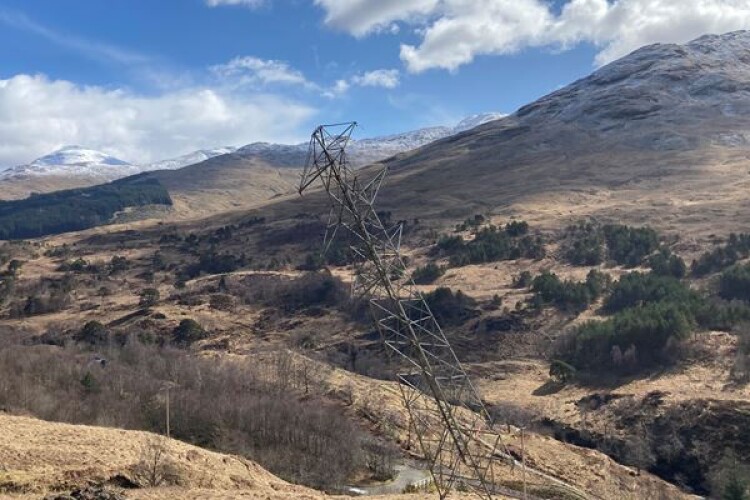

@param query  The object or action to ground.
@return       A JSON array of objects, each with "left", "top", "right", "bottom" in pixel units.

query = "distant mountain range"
[{"left": 0, "top": 113, "right": 504, "bottom": 189}]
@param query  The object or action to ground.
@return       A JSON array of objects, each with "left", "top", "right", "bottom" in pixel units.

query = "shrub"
[
  {"left": 513, "top": 271, "right": 533, "bottom": 288},
  {"left": 455, "top": 214, "right": 486, "bottom": 232},
  {"left": 139, "top": 288, "right": 160, "bottom": 308},
  {"left": 412, "top": 263, "right": 444, "bottom": 285},
  {"left": 184, "top": 251, "right": 247, "bottom": 278},
  {"left": 422, "top": 287, "right": 477, "bottom": 327},
  {"left": 297, "top": 253, "right": 324, "bottom": 271},
  {"left": 58, "top": 258, "right": 89, "bottom": 273},
  {"left": 76, "top": 321, "right": 108, "bottom": 345},
  {"left": 549, "top": 360, "right": 576, "bottom": 384},
  {"left": 110, "top": 255, "right": 129, "bottom": 274},
  {"left": 173, "top": 319, "right": 207, "bottom": 344}
]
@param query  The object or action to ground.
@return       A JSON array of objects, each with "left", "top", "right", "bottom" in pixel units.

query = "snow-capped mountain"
[
  {"left": 510, "top": 30, "right": 750, "bottom": 150},
  {"left": 1, "top": 146, "right": 141, "bottom": 180},
  {"left": 0, "top": 113, "right": 505, "bottom": 192},
  {"left": 234, "top": 113, "right": 506, "bottom": 168},
  {"left": 143, "top": 147, "right": 238, "bottom": 171},
  {"left": 0, "top": 146, "right": 239, "bottom": 182}
]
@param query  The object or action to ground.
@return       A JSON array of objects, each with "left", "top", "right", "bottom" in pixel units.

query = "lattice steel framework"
[{"left": 299, "top": 123, "right": 508, "bottom": 499}]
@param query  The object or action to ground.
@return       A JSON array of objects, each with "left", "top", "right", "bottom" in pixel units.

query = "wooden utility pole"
[
  {"left": 165, "top": 385, "right": 170, "bottom": 439},
  {"left": 161, "top": 381, "right": 177, "bottom": 439},
  {"left": 522, "top": 427, "right": 527, "bottom": 500}
]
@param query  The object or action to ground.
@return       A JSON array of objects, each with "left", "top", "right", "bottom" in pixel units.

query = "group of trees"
[
  {"left": 692, "top": 233, "right": 750, "bottom": 276},
  {"left": 59, "top": 255, "right": 131, "bottom": 276},
  {"left": 8, "top": 275, "right": 74, "bottom": 318},
  {"left": 648, "top": 248, "right": 687, "bottom": 278},
  {"left": 0, "top": 174, "right": 172, "bottom": 240},
  {"left": 556, "top": 270, "right": 750, "bottom": 374},
  {"left": 531, "top": 270, "right": 611, "bottom": 313},
  {"left": 412, "top": 262, "right": 445, "bottom": 284},
  {"left": 0, "top": 336, "right": 380, "bottom": 490},
  {"left": 720, "top": 263, "right": 750, "bottom": 302},
  {"left": 563, "top": 222, "right": 660, "bottom": 267},
  {"left": 435, "top": 222, "right": 545, "bottom": 267}
]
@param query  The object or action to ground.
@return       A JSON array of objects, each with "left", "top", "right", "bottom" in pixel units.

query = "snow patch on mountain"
[
  {"left": 0, "top": 146, "right": 140, "bottom": 180},
  {"left": 144, "top": 147, "right": 238, "bottom": 171}
]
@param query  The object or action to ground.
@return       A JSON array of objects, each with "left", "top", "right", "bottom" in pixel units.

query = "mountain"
[
  {"left": 142, "top": 147, "right": 238, "bottom": 171},
  {"left": 0, "top": 114, "right": 504, "bottom": 202},
  {"left": 0, "top": 146, "right": 140, "bottom": 181},
  {"left": 232, "top": 113, "right": 505, "bottom": 168},
  {"left": 340, "top": 31, "right": 750, "bottom": 238}
]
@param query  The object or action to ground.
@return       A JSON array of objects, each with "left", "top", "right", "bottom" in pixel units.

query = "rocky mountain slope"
[{"left": 330, "top": 30, "right": 750, "bottom": 238}]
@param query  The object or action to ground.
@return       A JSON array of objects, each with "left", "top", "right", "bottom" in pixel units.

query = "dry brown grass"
[{"left": 0, "top": 413, "right": 316, "bottom": 497}]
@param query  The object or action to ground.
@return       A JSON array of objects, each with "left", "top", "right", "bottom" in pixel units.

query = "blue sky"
[{"left": 0, "top": 0, "right": 748, "bottom": 166}]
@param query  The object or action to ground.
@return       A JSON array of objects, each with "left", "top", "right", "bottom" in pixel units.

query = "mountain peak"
[
  {"left": 513, "top": 30, "right": 750, "bottom": 150},
  {"left": 30, "top": 146, "right": 131, "bottom": 168},
  {"left": 2, "top": 146, "right": 138, "bottom": 180}
]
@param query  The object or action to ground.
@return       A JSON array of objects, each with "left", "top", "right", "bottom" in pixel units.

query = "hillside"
[
  {"left": 0, "top": 412, "right": 323, "bottom": 499},
  {"left": 346, "top": 31, "right": 750, "bottom": 238},
  {"left": 0, "top": 174, "right": 172, "bottom": 239}
]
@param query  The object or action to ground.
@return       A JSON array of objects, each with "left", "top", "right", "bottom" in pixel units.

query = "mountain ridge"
[{"left": 0, "top": 112, "right": 505, "bottom": 186}]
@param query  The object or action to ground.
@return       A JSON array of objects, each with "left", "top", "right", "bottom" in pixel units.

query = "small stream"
[{"left": 346, "top": 462, "right": 432, "bottom": 496}]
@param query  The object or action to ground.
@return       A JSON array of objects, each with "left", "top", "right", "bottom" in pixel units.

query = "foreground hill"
[{"left": 0, "top": 413, "right": 319, "bottom": 499}]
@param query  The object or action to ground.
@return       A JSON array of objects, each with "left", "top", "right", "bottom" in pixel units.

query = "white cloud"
[
  {"left": 322, "top": 79, "right": 351, "bottom": 98},
  {"left": 205, "top": 0, "right": 265, "bottom": 8},
  {"left": 0, "top": 74, "right": 315, "bottom": 167},
  {"left": 351, "top": 69, "right": 400, "bottom": 89},
  {"left": 314, "top": 0, "right": 750, "bottom": 72},
  {"left": 211, "top": 56, "right": 315, "bottom": 88},
  {"left": 314, "top": 0, "right": 439, "bottom": 37}
]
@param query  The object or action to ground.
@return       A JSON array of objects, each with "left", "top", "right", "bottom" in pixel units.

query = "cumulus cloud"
[
  {"left": 0, "top": 74, "right": 315, "bottom": 167},
  {"left": 314, "top": 0, "right": 439, "bottom": 37},
  {"left": 205, "top": 0, "right": 265, "bottom": 8},
  {"left": 351, "top": 69, "right": 400, "bottom": 89},
  {"left": 314, "top": 0, "right": 750, "bottom": 72},
  {"left": 211, "top": 56, "right": 315, "bottom": 88}
]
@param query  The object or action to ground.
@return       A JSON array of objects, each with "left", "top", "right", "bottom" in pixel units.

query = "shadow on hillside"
[{"left": 532, "top": 380, "right": 566, "bottom": 396}]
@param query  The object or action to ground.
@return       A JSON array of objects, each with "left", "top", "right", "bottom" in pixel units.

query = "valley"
[{"left": 1, "top": 29, "right": 750, "bottom": 500}]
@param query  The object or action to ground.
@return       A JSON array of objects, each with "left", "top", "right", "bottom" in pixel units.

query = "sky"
[{"left": 0, "top": 0, "right": 749, "bottom": 167}]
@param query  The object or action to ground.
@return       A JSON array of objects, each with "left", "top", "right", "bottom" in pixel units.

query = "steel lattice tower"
[{"left": 299, "top": 123, "right": 508, "bottom": 499}]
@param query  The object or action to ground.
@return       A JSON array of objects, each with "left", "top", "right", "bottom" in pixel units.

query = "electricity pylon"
[{"left": 299, "top": 122, "right": 507, "bottom": 499}]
